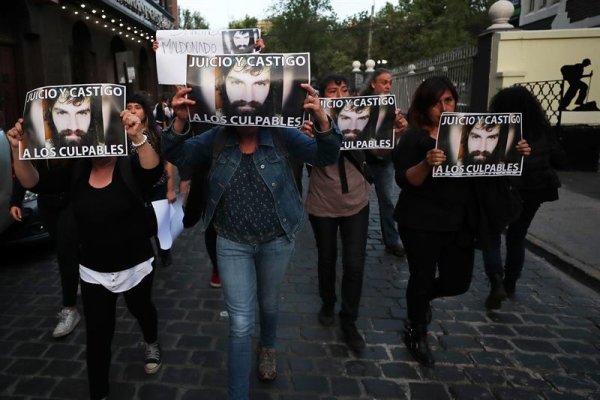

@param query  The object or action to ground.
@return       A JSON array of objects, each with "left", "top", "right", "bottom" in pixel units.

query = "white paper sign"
[
  {"left": 152, "top": 195, "right": 185, "bottom": 250},
  {"left": 156, "top": 28, "right": 261, "bottom": 85}
]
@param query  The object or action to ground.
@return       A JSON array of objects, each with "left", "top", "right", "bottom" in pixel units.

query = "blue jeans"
[
  {"left": 217, "top": 235, "right": 295, "bottom": 400},
  {"left": 369, "top": 159, "right": 401, "bottom": 248}
]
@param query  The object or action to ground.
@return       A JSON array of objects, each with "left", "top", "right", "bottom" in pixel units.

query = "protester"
[
  {"left": 481, "top": 86, "right": 563, "bottom": 309},
  {"left": 361, "top": 69, "right": 405, "bottom": 256},
  {"left": 7, "top": 110, "right": 163, "bottom": 400},
  {"left": 126, "top": 92, "right": 177, "bottom": 267},
  {"left": 10, "top": 170, "right": 80, "bottom": 338},
  {"left": 305, "top": 74, "right": 370, "bottom": 352},
  {"left": 162, "top": 81, "right": 340, "bottom": 399},
  {"left": 393, "top": 76, "right": 530, "bottom": 367},
  {"left": 392, "top": 76, "right": 468, "bottom": 367},
  {"left": 152, "top": 38, "right": 265, "bottom": 289}
]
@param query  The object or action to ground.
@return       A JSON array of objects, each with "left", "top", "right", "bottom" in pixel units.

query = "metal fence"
[
  {"left": 390, "top": 46, "right": 477, "bottom": 113},
  {"left": 514, "top": 79, "right": 565, "bottom": 126}
]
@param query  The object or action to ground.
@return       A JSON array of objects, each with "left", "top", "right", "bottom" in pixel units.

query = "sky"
[{"left": 177, "top": 0, "right": 387, "bottom": 30}]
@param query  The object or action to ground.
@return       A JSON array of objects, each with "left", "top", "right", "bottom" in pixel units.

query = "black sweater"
[{"left": 392, "top": 128, "right": 470, "bottom": 232}]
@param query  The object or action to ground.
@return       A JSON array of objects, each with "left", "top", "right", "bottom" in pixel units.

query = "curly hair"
[{"left": 489, "top": 86, "right": 549, "bottom": 142}]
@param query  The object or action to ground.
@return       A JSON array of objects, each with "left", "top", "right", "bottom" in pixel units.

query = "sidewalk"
[{"left": 527, "top": 171, "right": 600, "bottom": 289}]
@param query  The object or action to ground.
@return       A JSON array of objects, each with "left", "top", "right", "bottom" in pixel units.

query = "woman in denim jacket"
[{"left": 162, "top": 85, "right": 340, "bottom": 399}]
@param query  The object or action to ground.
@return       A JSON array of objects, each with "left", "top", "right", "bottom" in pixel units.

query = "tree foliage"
[
  {"left": 178, "top": 8, "right": 209, "bottom": 29},
  {"left": 261, "top": 0, "right": 495, "bottom": 81},
  {"left": 175, "top": 1, "right": 495, "bottom": 83},
  {"left": 229, "top": 16, "right": 259, "bottom": 30}
]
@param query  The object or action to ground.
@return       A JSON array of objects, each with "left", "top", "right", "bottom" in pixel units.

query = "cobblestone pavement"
[{"left": 1, "top": 190, "right": 599, "bottom": 400}]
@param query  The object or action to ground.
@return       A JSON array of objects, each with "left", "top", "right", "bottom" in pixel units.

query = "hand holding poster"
[
  {"left": 186, "top": 53, "right": 310, "bottom": 128},
  {"left": 20, "top": 84, "right": 127, "bottom": 160},
  {"left": 156, "top": 28, "right": 261, "bottom": 85},
  {"left": 320, "top": 95, "right": 396, "bottom": 150},
  {"left": 433, "top": 112, "right": 523, "bottom": 177}
]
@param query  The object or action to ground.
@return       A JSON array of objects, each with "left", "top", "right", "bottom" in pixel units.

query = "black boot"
[
  {"left": 403, "top": 322, "right": 434, "bottom": 367},
  {"left": 318, "top": 304, "right": 335, "bottom": 326},
  {"left": 485, "top": 273, "right": 507, "bottom": 309}
]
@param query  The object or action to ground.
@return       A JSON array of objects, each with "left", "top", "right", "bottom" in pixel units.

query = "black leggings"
[
  {"left": 38, "top": 197, "right": 79, "bottom": 308},
  {"left": 81, "top": 270, "right": 158, "bottom": 400},
  {"left": 400, "top": 228, "right": 474, "bottom": 325}
]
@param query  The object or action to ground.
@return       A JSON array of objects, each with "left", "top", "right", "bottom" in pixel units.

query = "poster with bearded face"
[
  {"left": 186, "top": 53, "right": 310, "bottom": 128},
  {"left": 19, "top": 84, "right": 127, "bottom": 160},
  {"left": 433, "top": 112, "right": 523, "bottom": 177},
  {"left": 320, "top": 95, "right": 396, "bottom": 150}
]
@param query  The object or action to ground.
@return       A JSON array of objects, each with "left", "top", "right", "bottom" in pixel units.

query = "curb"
[{"left": 526, "top": 232, "right": 600, "bottom": 293}]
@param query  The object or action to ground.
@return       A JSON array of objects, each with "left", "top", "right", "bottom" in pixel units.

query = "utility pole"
[{"left": 367, "top": 0, "right": 374, "bottom": 60}]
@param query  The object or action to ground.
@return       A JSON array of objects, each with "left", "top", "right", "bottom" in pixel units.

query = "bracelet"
[{"left": 131, "top": 133, "right": 148, "bottom": 148}]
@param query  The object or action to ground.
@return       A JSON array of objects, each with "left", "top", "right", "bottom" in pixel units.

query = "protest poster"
[
  {"left": 20, "top": 84, "right": 127, "bottom": 160},
  {"left": 186, "top": 53, "right": 310, "bottom": 128},
  {"left": 433, "top": 112, "right": 523, "bottom": 177},
  {"left": 320, "top": 95, "right": 396, "bottom": 150},
  {"left": 156, "top": 28, "right": 261, "bottom": 84}
]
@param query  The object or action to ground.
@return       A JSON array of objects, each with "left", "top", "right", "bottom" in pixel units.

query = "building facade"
[
  {"left": 0, "top": 0, "right": 177, "bottom": 130},
  {"left": 514, "top": 0, "right": 600, "bottom": 29}
]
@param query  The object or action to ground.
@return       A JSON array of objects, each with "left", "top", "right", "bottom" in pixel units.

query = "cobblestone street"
[{"left": 1, "top": 188, "right": 599, "bottom": 400}]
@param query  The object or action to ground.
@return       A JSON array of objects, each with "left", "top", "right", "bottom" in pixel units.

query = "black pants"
[
  {"left": 400, "top": 228, "right": 474, "bottom": 325},
  {"left": 309, "top": 205, "right": 369, "bottom": 323},
  {"left": 81, "top": 271, "right": 158, "bottom": 400},
  {"left": 38, "top": 197, "right": 79, "bottom": 307}
]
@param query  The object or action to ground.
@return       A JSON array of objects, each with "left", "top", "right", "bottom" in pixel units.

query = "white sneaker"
[{"left": 52, "top": 309, "right": 81, "bottom": 338}]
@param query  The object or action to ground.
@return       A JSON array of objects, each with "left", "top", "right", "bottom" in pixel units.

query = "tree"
[
  {"left": 264, "top": 0, "right": 339, "bottom": 79},
  {"left": 229, "top": 16, "right": 259, "bottom": 29},
  {"left": 178, "top": 8, "right": 209, "bottom": 29}
]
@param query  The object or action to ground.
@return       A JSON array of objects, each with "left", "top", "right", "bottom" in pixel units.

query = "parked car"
[{"left": 0, "top": 129, "right": 49, "bottom": 246}]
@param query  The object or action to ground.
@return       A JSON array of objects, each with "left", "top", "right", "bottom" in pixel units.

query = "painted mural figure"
[{"left": 559, "top": 58, "right": 594, "bottom": 110}]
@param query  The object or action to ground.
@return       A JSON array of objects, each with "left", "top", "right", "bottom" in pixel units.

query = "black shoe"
[
  {"left": 404, "top": 323, "right": 434, "bottom": 367},
  {"left": 485, "top": 273, "right": 507, "bottom": 309},
  {"left": 159, "top": 249, "right": 172, "bottom": 268},
  {"left": 318, "top": 304, "right": 335, "bottom": 326},
  {"left": 385, "top": 245, "right": 406, "bottom": 257},
  {"left": 341, "top": 322, "right": 366, "bottom": 352}
]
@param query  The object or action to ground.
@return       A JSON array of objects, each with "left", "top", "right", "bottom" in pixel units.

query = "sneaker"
[
  {"left": 144, "top": 342, "right": 162, "bottom": 374},
  {"left": 209, "top": 270, "right": 222, "bottom": 288},
  {"left": 341, "top": 322, "right": 366, "bottom": 352},
  {"left": 52, "top": 308, "right": 81, "bottom": 338},
  {"left": 257, "top": 347, "right": 277, "bottom": 381},
  {"left": 318, "top": 304, "right": 334, "bottom": 326}
]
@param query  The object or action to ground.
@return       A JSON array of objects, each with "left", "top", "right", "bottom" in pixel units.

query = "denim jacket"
[{"left": 162, "top": 123, "right": 341, "bottom": 241}]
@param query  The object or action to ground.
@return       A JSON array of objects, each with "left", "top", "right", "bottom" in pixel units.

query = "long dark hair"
[
  {"left": 407, "top": 76, "right": 458, "bottom": 129},
  {"left": 489, "top": 86, "right": 549, "bottom": 142},
  {"left": 126, "top": 92, "right": 160, "bottom": 151}
]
